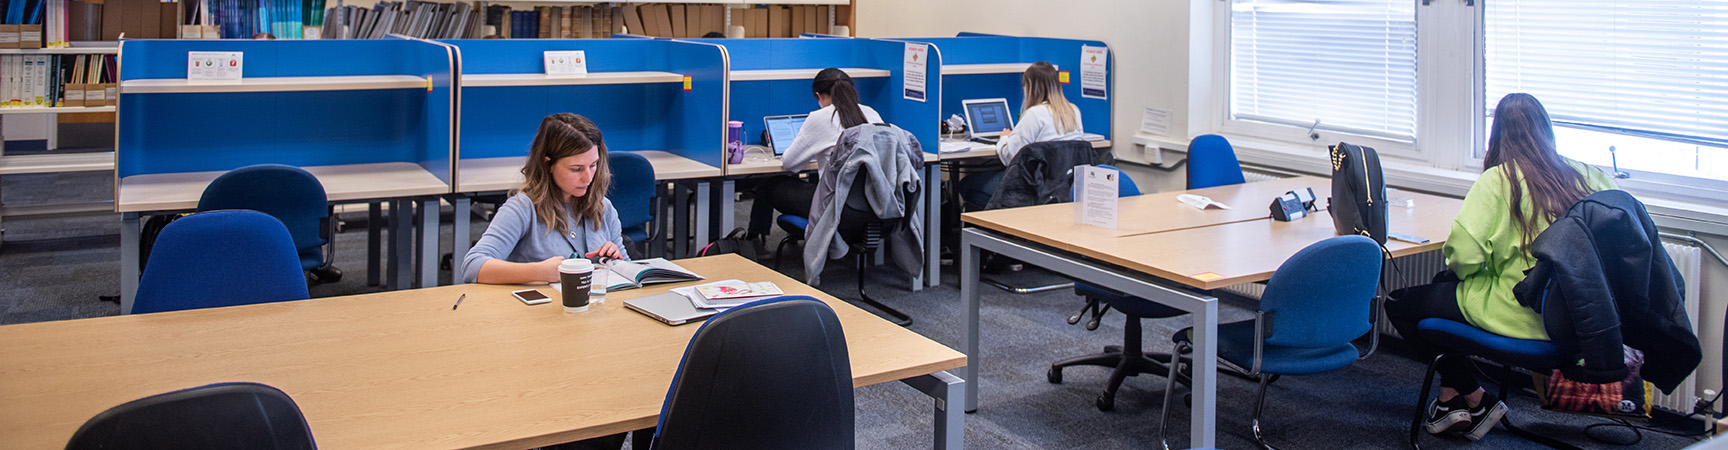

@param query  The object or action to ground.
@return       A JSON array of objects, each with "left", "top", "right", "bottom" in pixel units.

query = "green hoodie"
[{"left": 1445, "top": 158, "right": 1617, "bottom": 340}]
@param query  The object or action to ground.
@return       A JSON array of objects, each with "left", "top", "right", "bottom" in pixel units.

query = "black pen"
[{"left": 452, "top": 293, "right": 466, "bottom": 310}]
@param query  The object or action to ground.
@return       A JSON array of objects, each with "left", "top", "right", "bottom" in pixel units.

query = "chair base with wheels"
[
  {"left": 1408, "top": 318, "right": 1580, "bottom": 450},
  {"left": 1049, "top": 284, "right": 1185, "bottom": 411}
]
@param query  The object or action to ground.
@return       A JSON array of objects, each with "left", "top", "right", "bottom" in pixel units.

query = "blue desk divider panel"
[
  {"left": 443, "top": 39, "right": 727, "bottom": 174},
  {"left": 117, "top": 39, "right": 457, "bottom": 181},
  {"left": 684, "top": 37, "right": 939, "bottom": 161},
  {"left": 898, "top": 35, "right": 1113, "bottom": 141}
]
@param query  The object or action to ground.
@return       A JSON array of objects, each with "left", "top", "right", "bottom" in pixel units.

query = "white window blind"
[
  {"left": 1230, "top": 0, "right": 1418, "bottom": 141},
  {"left": 1486, "top": 1, "right": 1728, "bottom": 149}
]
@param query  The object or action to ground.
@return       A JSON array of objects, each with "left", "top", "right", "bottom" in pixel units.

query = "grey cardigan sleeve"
[{"left": 461, "top": 194, "right": 536, "bottom": 283}]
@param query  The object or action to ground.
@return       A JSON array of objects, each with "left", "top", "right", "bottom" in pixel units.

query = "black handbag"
[{"left": 1327, "top": 142, "right": 1388, "bottom": 245}]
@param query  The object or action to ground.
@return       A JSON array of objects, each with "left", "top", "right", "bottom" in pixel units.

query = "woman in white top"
[
  {"left": 958, "top": 61, "right": 1085, "bottom": 210},
  {"left": 746, "top": 68, "right": 883, "bottom": 242}
]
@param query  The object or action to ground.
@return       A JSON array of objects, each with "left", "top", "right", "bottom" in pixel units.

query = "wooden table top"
[
  {"left": 1066, "top": 190, "right": 1461, "bottom": 290},
  {"left": 963, "top": 176, "right": 1331, "bottom": 247},
  {"left": 723, "top": 152, "right": 939, "bottom": 177},
  {"left": 935, "top": 139, "right": 1111, "bottom": 161},
  {"left": 116, "top": 162, "right": 452, "bottom": 213},
  {"left": 456, "top": 151, "right": 723, "bottom": 193},
  {"left": 0, "top": 255, "right": 965, "bottom": 450}
]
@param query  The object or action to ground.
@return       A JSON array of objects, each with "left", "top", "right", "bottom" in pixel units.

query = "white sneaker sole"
[
  {"left": 1424, "top": 410, "right": 1470, "bottom": 435},
  {"left": 1464, "top": 401, "right": 1508, "bottom": 441}
]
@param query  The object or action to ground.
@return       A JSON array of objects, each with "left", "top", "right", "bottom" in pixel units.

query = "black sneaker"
[
  {"left": 1424, "top": 396, "right": 1471, "bottom": 435},
  {"left": 1462, "top": 393, "right": 1508, "bottom": 441}
]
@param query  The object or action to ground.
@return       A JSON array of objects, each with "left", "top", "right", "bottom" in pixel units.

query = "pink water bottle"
[{"left": 727, "top": 121, "right": 745, "bottom": 164}]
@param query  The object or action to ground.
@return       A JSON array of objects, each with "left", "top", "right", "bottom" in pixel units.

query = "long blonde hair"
[
  {"left": 1022, "top": 61, "right": 1077, "bottom": 133},
  {"left": 516, "top": 113, "right": 612, "bottom": 236}
]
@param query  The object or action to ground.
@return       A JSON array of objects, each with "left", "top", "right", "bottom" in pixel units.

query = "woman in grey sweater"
[{"left": 462, "top": 113, "right": 630, "bottom": 285}]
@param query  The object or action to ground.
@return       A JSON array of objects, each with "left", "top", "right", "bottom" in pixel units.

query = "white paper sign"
[
  {"left": 903, "top": 42, "right": 928, "bottom": 102},
  {"left": 1080, "top": 45, "right": 1108, "bottom": 100},
  {"left": 187, "top": 51, "right": 243, "bottom": 83},
  {"left": 544, "top": 50, "right": 588, "bottom": 77},
  {"left": 1140, "top": 107, "right": 1171, "bottom": 136},
  {"left": 1074, "top": 165, "right": 1119, "bottom": 229}
]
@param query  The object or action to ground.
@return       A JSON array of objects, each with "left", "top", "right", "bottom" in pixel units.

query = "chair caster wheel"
[
  {"left": 1096, "top": 393, "right": 1115, "bottom": 411},
  {"left": 1048, "top": 367, "right": 1063, "bottom": 384},
  {"left": 308, "top": 266, "right": 343, "bottom": 283}
]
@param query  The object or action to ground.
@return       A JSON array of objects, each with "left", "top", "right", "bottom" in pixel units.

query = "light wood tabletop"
[
  {"left": 935, "top": 139, "right": 1111, "bottom": 161},
  {"left": 0, "top": 255, "right": 965, "bottom": 450},
  {"left": 1064, "top": 189, "right": 1462, "bottom": 290},
  {"left": 116, "top": 161, "right": 451, "bottom": 213},
  {"left": 723, "top": 152, "right": 939, "bottom": 176},
  {"left": 456, "top": 151, "right": 722, "bottom": 193},
  {"left": 963, "top": 176, "right": 1332, "bottom": 248}
]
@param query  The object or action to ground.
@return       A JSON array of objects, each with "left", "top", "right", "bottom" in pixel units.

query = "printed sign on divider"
[
  {"left": 544, "top": 50, "right": 588, "bottom": 77},
  {"left": 1074, "top": 165, "right": 1119, "bottom": 229},
  {"left": 187, "top": 51, "right": 243, "bottom": 84},
  {"left": 904, "top": 42, "right": 927, "bottom": 102},
  {"left": 1080, "top": 45, "right": 1108, "bottom": 100}
]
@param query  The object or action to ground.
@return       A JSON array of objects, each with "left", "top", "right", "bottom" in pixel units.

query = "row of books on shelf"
[
  {"left": 0, "top": 54, "right": 113, "bottom": 108},
  {"left": 493, "top": 5, "right": 621, "bottom": 40},
  {"left": 479, "top": 3, "right": 835, "bottom": 40},
  {"left": 326, "top": 1, "right": 481, "bottom": 40},
  {"left": 182, "top": 0, "right": 329, "bottom": 39}
]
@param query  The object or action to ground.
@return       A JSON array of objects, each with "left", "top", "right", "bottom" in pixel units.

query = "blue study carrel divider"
[{"left": 898, "top": 34, "right": 1113, "bottom": 141}]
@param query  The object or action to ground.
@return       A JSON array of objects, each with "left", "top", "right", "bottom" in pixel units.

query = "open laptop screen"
[
  {"left": 764, "top": 115, "right": 808, "bottom": 156},
  {"left": 963, "top": 99, "right": 1014, "bottom": 137}
]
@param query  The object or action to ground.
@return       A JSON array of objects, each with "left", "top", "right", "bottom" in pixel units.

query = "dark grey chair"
[{"left": 66, "top": 382, "right": 316, "bottom": 450}]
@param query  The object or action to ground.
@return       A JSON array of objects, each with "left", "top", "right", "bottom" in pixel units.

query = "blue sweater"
[{"left": 462, "top": 193, "right": 629, "bottom": 283}]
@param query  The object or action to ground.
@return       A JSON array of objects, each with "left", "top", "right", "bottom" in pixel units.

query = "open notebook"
[{"left": 552, "top": 258, "right": 703, "bottom": 292}]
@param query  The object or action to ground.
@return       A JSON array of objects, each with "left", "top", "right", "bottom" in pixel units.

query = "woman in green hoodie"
[{"left": 1390, "top": 93, "right": 1617, "bottom": 441}]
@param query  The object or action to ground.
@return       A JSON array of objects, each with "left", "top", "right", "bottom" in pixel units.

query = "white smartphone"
[{"left": 512, "top": 289, "right": 552, "bottom": 305}]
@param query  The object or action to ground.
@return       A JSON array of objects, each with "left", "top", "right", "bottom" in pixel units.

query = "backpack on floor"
[
  {"left": 1327, "top": 142, "right": 1388, "bottom": 246},
  {"left": 137, "top": 213, "right": 185, "bottom": 272},
  {"left": 697, "top": 228, "right": 761, "bottom": 261}
]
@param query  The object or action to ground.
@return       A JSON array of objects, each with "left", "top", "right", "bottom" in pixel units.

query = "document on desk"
[
  {"left": 939, "top": 140, "right": 991, "bottom": 153},
  {"left": 1075, "top": 165, "right": 1119, "bottom": 229}
]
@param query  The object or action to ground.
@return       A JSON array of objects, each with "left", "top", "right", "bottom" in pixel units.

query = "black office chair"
[
  {"left": 771, "top": 176, "right": 914, "bottom": 326},
  {"left": 65, "top": 382, "right": 316, "bottom": 450},
  {"left": 652, "top": 296, "right": 854, "bottom": 450}
]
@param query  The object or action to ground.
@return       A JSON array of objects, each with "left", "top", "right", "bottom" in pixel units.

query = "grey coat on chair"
[{"left": 804, "top": 123, "right": 925, "bottom": 286}]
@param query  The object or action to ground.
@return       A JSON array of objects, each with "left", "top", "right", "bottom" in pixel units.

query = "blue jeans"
[{"left": 956, "top": 169, "right": 1004, "bottom": 211}]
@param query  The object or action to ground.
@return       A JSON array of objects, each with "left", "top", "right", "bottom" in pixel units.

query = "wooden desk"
[
  {"left": 956, "top": 177, "right": 1463, "bottom": 450},
  {"left": 115, "top": 162, "right": 453, "bottom": 314},
  {"left": 0, "top": 255, "right": 966, "bottom": 450},
  {"left": 963, "top": 176, "right": 1328, "bottom": 243},
  {"left": 934, "top": 139, "right": 1111, "bottom": 161}
]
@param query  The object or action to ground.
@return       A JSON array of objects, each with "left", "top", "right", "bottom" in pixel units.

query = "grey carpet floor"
[{"left": 0, "top": 170, "right": 1708, "bottom": 449}]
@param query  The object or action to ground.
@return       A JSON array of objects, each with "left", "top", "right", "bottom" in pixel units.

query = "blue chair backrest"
[
  {"left": 654, "top": 296, "right": 853, "bottom": 450},
  {"left": 607, "top": 151, "right": 656, "bottom": 229},
  {"left": 1187, "top": 134, "right": 1246, "bottom": 189},
  {"left": 1258, "top": 235, "right": 1381, "bottom": 348},
  {"left": 196, "top": 164, "right": 329, "bottom": 253},
  {"left": 133, "top": 210, "right": 311, "bottom": 314},
  {"left": 1097, "top": 165, "right": 1141, "bottom": 197},
  {"left": 66, "top": 382, "right": 316, "bottom": 450}
]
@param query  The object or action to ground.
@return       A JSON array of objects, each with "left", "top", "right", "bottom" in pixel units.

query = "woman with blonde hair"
[
  {"left": 463, "top": 113, "right": 628, "bottom": 285},
  {"left": 958, "top": 61, "right": 1085, "bottom": 210}
]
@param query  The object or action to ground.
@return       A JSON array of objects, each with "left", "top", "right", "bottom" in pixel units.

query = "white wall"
[{"left": 856, "top": 0, "right": 1196, "bottom": 169}]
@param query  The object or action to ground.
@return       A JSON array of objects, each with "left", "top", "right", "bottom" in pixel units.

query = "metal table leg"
[
  {"left": 119, "top": 212, "right": 140, "bottom": 314},
  {"left": 900, "top": 371, "right": 966, "bottom": 450}
]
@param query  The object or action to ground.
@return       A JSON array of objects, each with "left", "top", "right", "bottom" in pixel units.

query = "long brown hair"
[
  {"left": 516, "top": 113, "right": 612, "bottom": 236},
  {"left": 1022, "top": 61, "right": 1077, "bottom": 133},
  {"left": 813, "top": 68, "right": 867, "bottom": 128},
  {"left": 1484, "top": 93, "right": 1593, "bottom": 244}
]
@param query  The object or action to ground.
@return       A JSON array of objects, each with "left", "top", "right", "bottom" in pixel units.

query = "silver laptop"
[
  {"left": 763, "top": 114, "right": 809, "bottom": 156},
  {"left": 624, "top": 292, "right": 720, "bottom": 326},
  {"left": 961, "top": 98, "right": 1015, "bottom": 143}
]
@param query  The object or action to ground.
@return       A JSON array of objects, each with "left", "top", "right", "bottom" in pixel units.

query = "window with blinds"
[
  {"left": 1229, "top": 0, "right": 1418, "bottom": 141},
  {"left": 1486, "top": 1, "right": 1728, "bottom": 180}
]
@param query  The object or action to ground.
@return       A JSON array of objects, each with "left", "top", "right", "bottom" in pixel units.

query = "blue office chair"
[
  {"left": 1157, "top": 235, "right": 1383, "bottom": 450},
  {"left": 1187, "top": 134, "right": 1246, "bottom": 190},
  {"left": 652, "top": 296, "right": 853, "bottom": 450},
  {"left": 1048, "top": 166, "right": 1188, "bottom": 411},
  {"left": 608, "top": 151, "right": 661, "bottom": 257},
  {"left": 133, "top": 210, "right": 311, "bottom": 314},
  {"left": 1406, "top": 317, "right": 1576, "bottom": 450},
  {"left": 769, "top": 175, "right": 914, "bottom": 326},
  {"left": 65, "top": 382, "right": 316, "bottom": 450},
  {"left": 197, "top": 164, "right": 342, "bottom": 283}
]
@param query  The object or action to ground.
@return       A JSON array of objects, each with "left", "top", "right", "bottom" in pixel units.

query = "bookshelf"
[
  {"left": 0, "top": 106, "right": 115, "bottom": 114},
  {"left": 0, "top": 42, "right": 122, "bottom": 250}
]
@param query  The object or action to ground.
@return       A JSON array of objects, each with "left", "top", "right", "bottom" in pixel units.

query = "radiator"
[
  {"left": 1654, "top": 241, "right": 1706, "bottom": 415},
  {"left": 1242, "top": 170, "right": 1283, "bottom": 183}
]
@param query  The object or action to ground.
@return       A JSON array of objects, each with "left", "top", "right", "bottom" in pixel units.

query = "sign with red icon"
[
  {"left": 187, "top": 51, "right": 243, "bottom": 83},
  {"left": 544, "top": 50, "right": 588, "bottom": 77}
]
